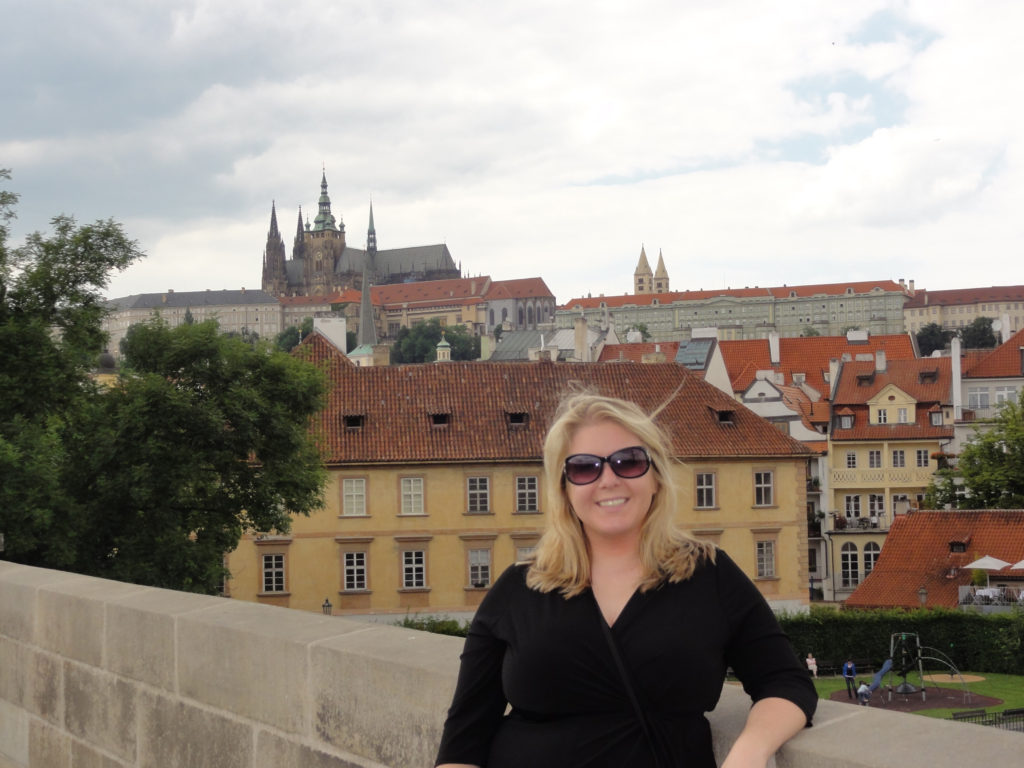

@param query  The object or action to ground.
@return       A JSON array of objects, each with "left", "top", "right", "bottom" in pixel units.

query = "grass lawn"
[{"left": 812, "top": 671, "right": 1024, "bottom": 719}]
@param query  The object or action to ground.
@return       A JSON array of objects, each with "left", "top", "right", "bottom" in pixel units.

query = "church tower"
[
  {"left": 653, "top": 249, "right": 669, "bottom": 293},
  {"left": 633, "top": 245, "right": 653, "bottom": 294},
  {"left": 261, "top": 201, "right": 288, "bottom": 296}
]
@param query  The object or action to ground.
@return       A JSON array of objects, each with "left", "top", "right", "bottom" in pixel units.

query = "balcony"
[
  {"left": 958, "top": 585, "right": 1024, "bottom": 613},
  {"left": 828, "top": 513, "right": 889, "bottom": 532}
]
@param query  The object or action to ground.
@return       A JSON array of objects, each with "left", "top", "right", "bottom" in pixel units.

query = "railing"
[
  {"left": 958, "top": 585, "right": 1024, "bottom": 607},
  {"left": 828, "top": 513, "right": 889, "bottom": 532},
  {"left": 950, "top": 708, "right": 1024, "bottom": 732}
]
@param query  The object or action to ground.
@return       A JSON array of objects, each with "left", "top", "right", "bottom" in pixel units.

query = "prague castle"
[{"left": 261, "top": 172, "right": 461, "bottom": 297}]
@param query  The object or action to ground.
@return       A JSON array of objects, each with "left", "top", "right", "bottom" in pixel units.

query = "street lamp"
[
  {"left": 917, "top": 586, "right": 928, "bottom": 607},
  {"left": 322, "top": 598, "right": 332, "bottom": 615}
]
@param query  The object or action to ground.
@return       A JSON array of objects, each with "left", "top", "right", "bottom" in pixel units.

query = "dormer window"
[
  {"left": 711, "top": 406, "right": 735, "bottom": 424},
  {"left": 431, "top": 413, "right": 451, "bottom": 428},
  {"left": 506, "top": 411, "right": 529, "bottom": 428},
  {"left": 840, "top": 415, "right": 854, "bottom": 429},
  {"left": 919, "top": 369, "right": 938, "bottom": 383},
  {"left": 950, "top": 542, "right": 966, "bottom": 553},
  {"left": 930, "top": 411, "right": 943, "bottom": 426},
  {"left": 343, "top": 414, "right": 365, "bottom": 430}
]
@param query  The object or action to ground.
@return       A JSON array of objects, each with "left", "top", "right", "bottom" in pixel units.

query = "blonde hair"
[{"left": 526, "top": 391, "right": 715, "bottom": 597}]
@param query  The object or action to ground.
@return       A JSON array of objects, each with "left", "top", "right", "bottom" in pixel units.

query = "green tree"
[
  {"left": 958, "top": 316, "right": 997, "bottom": 349},
  {"left": 800, "top": 327, "right": 821, "bottom": 337},
  {"left": 952, "top": 390, "right": 1024, "bottom": 509},
  {"left": 1, "top": 169, "right": 145, "bottom": 563},
  {"left": 390, "top": 318, "right": 480, "bottom": 363},
  {"left": 58, "top": 318, "right": 327, "bottom": 591},
  {"left": 275, "top": 316, "right": 314, "bottom": 352},
  {"left": 915, "top": 321, "right": 954, "bottom": 356}
]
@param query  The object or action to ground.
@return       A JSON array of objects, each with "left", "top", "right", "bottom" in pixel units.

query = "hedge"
[{"left": 780, "top": 607, "right": 1024, "bottom": 675}]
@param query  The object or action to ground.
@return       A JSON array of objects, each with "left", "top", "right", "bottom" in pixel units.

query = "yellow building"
[
  {"left": 823, "top": 354, "right": 953, "bottom": 602},
  {"left": 226, "top": 336, "right": 814, "bottom": 616}
]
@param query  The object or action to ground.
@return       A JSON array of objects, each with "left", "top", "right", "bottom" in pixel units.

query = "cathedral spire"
[
  {"left": 634, "top": 245, "right": 653, "bottom": 294},
  {"left": 261, "top": 201, "right": 287, "bottom": 295},
  {"left": 357, "top": 261, "right": 378, "bottom": 348},
  {"left": 292, "top": 206, "right": 307, "bottom": 261},
  {"left": 653, "top": 249, "right": 669, "bottom": 292},
  {"left": 312, "top": 171, "right": 340, "bottom": 232},
  {"left": 366, "top": 200, "right": 377, "bottom": 256}
]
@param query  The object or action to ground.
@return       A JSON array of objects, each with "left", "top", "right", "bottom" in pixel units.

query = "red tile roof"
[
  {"left": 561, "top": 280, "right": 908, "bottom": 310},
  {"left": 846, "top": 510, "right": 1024, "bottom": 609},
  {"left": 299, "top": 358, "right": 814, "bottom": 465},
  {"left": 963, "top": 327, "right": 1024, "bottom": 378},
  {"left": 830, "top": 358, "right": 953, "bottom": 441},
  {"left": 719, "top": 334, "right": 916, "bottom": 398},
  {"left": 484, "top": 277, "right": 555, "bottom": 300},
  {"left": 903, "top": 285, "right": 1024, "bottom": 309},
  {"left": 598, "top": 342, "right": 682, "bottom": 363},
  {"left": 372, "top": 277, "right": 491, "bottom": 305}
]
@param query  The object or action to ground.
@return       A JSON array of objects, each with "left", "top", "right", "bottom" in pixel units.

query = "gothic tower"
[
  {"left": 653, "top": 249, "right": 669, "bottom": 293},
  {"left": 634, "top": 245, "right": 653, "bottom": 294},
  {"left": 261, "top": 201, "right": 287, "bottom": 295}
]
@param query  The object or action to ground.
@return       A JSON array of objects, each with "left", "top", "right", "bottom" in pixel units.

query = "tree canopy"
[
  {"left": 1, "top": 171, "right": 328, "bottom": 592},
  {"left": 926, "top": 391, "right": 1024, "bottom": 510},
  {"left": 915, "top": 322, "right": 955, "bottom": 357},
  {"left": 958, "top": 316, "right": 998, "bottom": 349},
  {"left": 390, "top": 318, "right": 480, "bottom": 363}
]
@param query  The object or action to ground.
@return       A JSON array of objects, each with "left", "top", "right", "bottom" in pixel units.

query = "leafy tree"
[
  {"left": 58, "top": 318, "right": 327, "bottom": 591},
  {"left": 635, "top": 323, "right": 652, "bottom": 342},
  {"left": 390, "top": 318, "right": 480, "bottom": 363},
  {"left": 275, "top": 316, "right": 314, "bottom": 352},
  {"left": 1, "top": 169, "right": 145, "bottom": 563},
  {"left": 346, "top": 329, "right": 357, "bottom": 352},
  {"left": 800, "top": 327, "right": 820, "bottom": 337},
  {"left": 915, "top": 322, "right": 954, "bottom": 357},
  {"left": 952, "top": 390, "right": 1024, "bottom": 509},
  {"left": 958, "top": 316, "right": 997, "bottom": 349}
]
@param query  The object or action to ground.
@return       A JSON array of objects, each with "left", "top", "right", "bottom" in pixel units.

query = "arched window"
[
  {"left": 489, "top": 309, "right": 495, "bottom": 326},
  {"left": 518, "top": 307, "right": 524, "bottom": 326},
  {"left": 527, "top": 305, "right": 534, "bottom": 326},
  {"left": 841, "top": 542, "right": 859, "bottom": 588},
  {"left": 863, "top": 542, "right": 881, "bottom": 576},
  {"left": 501, "top": 308, "right": 508, "bottom": 322}
]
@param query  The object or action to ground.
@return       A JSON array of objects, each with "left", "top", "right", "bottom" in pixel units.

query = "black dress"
[{"left": 435, "top": 550, "right": 816, "bottom": 767}]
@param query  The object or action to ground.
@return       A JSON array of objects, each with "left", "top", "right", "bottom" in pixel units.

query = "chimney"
[
  {"left": 574, "top": 316, "right": 590, "bottom": 362},
  {"left": 908, "top": 279, "right": 915, "bottom": 295},
  {"left": 768, "top": 332, "right": 780, "bottom": 365},
  {"left": 951, "top": 336, "right": 963, "bottom": 420},
  {"left": 875, "top": 349, "right": 887, "bottom": 373}
]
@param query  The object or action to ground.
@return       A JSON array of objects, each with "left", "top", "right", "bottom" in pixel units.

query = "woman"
[
  {"left": 436, "top": 392, "right": 816, "bottom": 767},
  {"left": 806, "top": 653, "right": 818, "bottom": 678}
]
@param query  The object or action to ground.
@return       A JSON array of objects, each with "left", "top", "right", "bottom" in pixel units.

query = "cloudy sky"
[{"left": 2, "top": 1, "right": 1022, "bottom": 304}]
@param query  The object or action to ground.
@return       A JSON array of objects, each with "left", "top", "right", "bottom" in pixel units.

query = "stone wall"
[{"left": 1, "top": 561, "right": 1020, "bottom": 767}]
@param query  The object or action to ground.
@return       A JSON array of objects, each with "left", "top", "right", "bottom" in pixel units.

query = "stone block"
[
  {"left": 29, "top": 650, "right": 61, "bottom": 725},
  {"left": 103, "top": 586, "right": 220, "bottom": 691},
  {"left": 177, "top": 601, "right": 364, "bottom": 733},
  {"left": 63, "top": 662, "right": 137, "bottom": 763},
  {"left": 0, "top": 637, "right": 29, "bottom": 708},
  {"left": 137, "top": 690, "right": 253, "bottom": 768},
  {"left": 27, "top": 720, "right": 69, "bottom": 768},
  {"left": 311, "top": 625, "right": 461, "bottom": 768},
  {"left": 0, "top": 699, "right": 28, "bottom": 767},
  {"left": 256, "top": 730, "right": 384, "bottom": 768},
  {"left": 70, "top": 741, "right": 128, "bottom": 768},
  {"left": 0, "top": 564, "right": 78, "bottom": 645},
  {"left": 36, "top": 576, "right": 145, "bottom": 667}
]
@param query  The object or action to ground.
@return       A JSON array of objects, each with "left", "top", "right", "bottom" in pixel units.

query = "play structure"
[{"left": 862, "top": 632, "right": 973, "bottom": 707}]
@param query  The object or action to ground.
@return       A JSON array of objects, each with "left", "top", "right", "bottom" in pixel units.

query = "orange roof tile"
[
  {"left": 719, "top": 334, "right": 916, "bottom": 398},
  {"left": 963, "top": 327, "right": 1024, "bottom": 379},
  {"left": 846, "top": 509, "right": 1024, "bottom": 609},
  {"left": 561, "top": 280, "right": 907, "bottom": 311},
  {"left": 903, "top": 285, "right": 1024, "bottom": 309},
  {"left": 598, "top": 342, "right": 682, "bottom": 363},
  {"left": 299, "top": 358, "right": 814, "bottom": 466},
  {"left": 485, "top": 277, "right": 555, "bottom": 300}
]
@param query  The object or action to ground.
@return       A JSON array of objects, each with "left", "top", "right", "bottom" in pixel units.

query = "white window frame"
[
  {"left": 840, "top": 542, "right": 859, "bottom": 588},
  {"left": 402, "top": 550, "right": 426, "bottom": 589},
  {"left": 892, "top": 450, "right": 906, "bottom": 468},
  {"left": 468, "top": 548, "right": 491, "bottom": 588},
  {"left": 262, "top": 553, "right": 286, "bottom": 593},
  {"left": 846, "top": 452, "right": 857, "bottom": 469},
  {"left": 342, "top": 478, "right": 366, "bottom": 516},
  {"left": 343, "top": 551, "right": 367, "bottom": 591},
  {"left": 864, "top": 542, "right": 881, "bottom": 576},
  {"left": 754, "top": 471, "right": 774, "bottom": 507},
  {"left": 400, "top": 477, "right": 424, "bottom": 516},
  {"left": 840, "top": 415, "right": 853, "bottom": 429},
  {"left": 695, "top": 472, "right": 716, "bottom": 508},
  {"left": 515, "top": 476, "right": 539, "bottom": 513},
  {"left": 877, "top": 408, "right": 888, "bottom": 424},
  {"left": 845, "top": 494, "right": 861, "bottom": 518},
  {"left": 916, "top": 449, "right": 929, "bottom": 468},
  {"left": 968, "top": 387, "right": 990, "bottom": 410},
  {"left": 868, "top": 493, "right": 885, "bottom": 518},
  {"left": 897, "top": 407, "right": 908, "bottom": 423},
  {"left": 755, "top": 541, "right": 776, "bottom": 579},
  {"left": 930, "top": 411, "right": 943, "bottom": 426},
  {"left": 868, "top": 449, "right": 882, "bottom": 468},
  {"left": 467, "top": 476, "right": 491, "bottom": 514}
]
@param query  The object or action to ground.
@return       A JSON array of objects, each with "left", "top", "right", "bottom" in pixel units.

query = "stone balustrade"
[{"left": 1, "top": 561, "right": 1021, "bottom": 767}]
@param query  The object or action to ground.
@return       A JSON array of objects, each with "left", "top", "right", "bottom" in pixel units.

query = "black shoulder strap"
[{"left": 598, "top": 618, "right": 665, "bottom": 768}]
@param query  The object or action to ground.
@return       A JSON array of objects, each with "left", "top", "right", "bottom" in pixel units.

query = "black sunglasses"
[{"left": 562, "top": 446, "right": 653, "bottom": 486}]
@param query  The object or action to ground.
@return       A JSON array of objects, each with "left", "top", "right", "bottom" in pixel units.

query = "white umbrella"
[
  {"left": 1011, "top": 559, "right": 1024, "bottom": 570},
  {"left": 964, "top": 555, "right": 1011, "bottom": 588}
]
